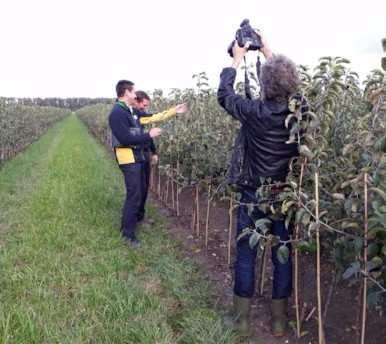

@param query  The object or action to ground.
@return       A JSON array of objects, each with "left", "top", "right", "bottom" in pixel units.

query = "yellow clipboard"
[{"left": 115, "top": 147, "right": 135, "bottom": 164}]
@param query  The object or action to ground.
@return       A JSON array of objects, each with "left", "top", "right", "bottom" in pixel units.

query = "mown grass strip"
[{"left": 0, "top": 115, "right": 237, "bottom": 344}]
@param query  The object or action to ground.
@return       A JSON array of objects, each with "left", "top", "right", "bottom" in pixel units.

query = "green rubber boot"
[
  {"left": 271, "top": 298, "right": 288, "bottom": 337},
  {"left": 224, "top": 295, "right": 251, "bottom": 338}
]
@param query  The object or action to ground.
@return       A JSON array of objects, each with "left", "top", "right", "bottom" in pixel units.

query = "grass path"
[{"left": 0, "top": 115, "right": 237, "bottom": 344}]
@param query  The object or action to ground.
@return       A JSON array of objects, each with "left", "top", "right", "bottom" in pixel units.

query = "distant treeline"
[{"left": 0, "top": 97, "right": 114, "bottom": 110}]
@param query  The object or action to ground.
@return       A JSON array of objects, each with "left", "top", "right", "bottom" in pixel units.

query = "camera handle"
[{"left": 243, "top": 54, "right": 261, "bottom": 100}]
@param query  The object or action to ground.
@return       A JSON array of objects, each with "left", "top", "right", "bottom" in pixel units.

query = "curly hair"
[{"left": 260, "top": 54, "right": 300, "bottom": 104}]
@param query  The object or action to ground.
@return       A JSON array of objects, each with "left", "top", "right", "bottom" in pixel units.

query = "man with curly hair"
[{"left": 218, "top": 37, "right": 300, "bottom": 338}]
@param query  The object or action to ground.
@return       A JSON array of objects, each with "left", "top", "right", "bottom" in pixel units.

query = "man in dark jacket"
[
  {"left": 133, "top": 90, "right": 159, "bottom": 223},
  {"left": 109, "top": 80, "right": 187, "bottom": 247},
  {"left": 218, "top": 38, "right": 300, "bottom": 337}
]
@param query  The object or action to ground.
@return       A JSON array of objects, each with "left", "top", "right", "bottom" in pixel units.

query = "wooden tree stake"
[
  {"left": 361, "top": 173, "right": 369, "bottom": 344},
  {"left": 165, "top": 177, "right": 170, "bottom": 205},
  {"left": 191, "top": 187, "right": 196, "bottom": 232},
  {"left": 205, "top": 184, "right": 212, "bottom": 248},
  {"left": 227, "top": 193, "right": 234, "bottom": 265},
  {"left": 176, "top": 186, "right": 180, "bottom": 216},
  {"left": 171, "top": 172, "right": 176, "bottom": 213},
  {"left": 157, "top": 165, "right": 161, "bottom": 198},
  {"left": 315, "top": 172, "right": 325, "bottom": 344},
  {"left": 295, "top": 159, "right": 306, "bottom": 337},
  {"left": 176, "top": 162, "right": 180, "bottom": 216},
  {"left": 196, "top": 184, "right": 200, "bottom": 237},
  {"left": 259, "top": 246, "right": 268, "bottom": 296}
]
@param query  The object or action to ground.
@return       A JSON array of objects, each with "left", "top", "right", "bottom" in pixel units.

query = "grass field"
[{"left": 0, "top": 115, "right": 237, "bottom": 344}]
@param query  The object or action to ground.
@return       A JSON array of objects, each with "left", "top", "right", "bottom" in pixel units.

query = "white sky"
[{"left": 0, "top": 0, "right": 385, "bottom": 98}]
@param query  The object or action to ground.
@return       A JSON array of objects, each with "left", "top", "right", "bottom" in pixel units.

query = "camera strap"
[{"left": 256, "top": 54, "right": 261, "bottom": 80}]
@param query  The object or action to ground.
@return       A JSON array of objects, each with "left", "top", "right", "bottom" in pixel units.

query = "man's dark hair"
[
  {"left": 116, "top": 80, "right": 134, "bottom": 98},
  {"left": 135, "top": 90, "right": 150, "bottom": 103}
]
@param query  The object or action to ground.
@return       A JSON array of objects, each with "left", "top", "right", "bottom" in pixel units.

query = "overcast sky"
[{"left": 0, "top": 0, "right": 385, "bottom": 98}]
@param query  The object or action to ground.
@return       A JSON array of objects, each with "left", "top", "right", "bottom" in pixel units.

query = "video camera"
[{"left": 227, "top": 19, "right": 263, "bottom": 57}]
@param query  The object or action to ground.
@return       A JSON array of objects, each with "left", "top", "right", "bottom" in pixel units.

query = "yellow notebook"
[{"left": 115, "top": 147, "right": 135, "bottom": 164}]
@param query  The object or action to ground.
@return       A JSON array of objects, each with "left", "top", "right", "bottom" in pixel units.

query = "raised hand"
[
  {"left": 175, "top": 103, "right": 188, "bottom": 114},
  {"left": 151, "top": 154, "right": 159, "bottom": 165},
  {"left": 149, "top": 127, "right": 162, "bottom": 138}
]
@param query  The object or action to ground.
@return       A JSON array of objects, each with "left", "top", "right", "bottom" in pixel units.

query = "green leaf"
[
  {"left": 341, "top": 221, "right": 360, "bottom": 230},
  {"left": 247, "top": 202, "right": 255, "bottom": 216},
  {"left": 382, "top": 245, "right": 386, "bottom": 256},
  {"left": 309, "top": 119, "right": 320, "bottom": 129},
  {"left": 308, "top": 222, "right": 320, "bottom": 235},
  {"left": 368, "top": 243, "right": 380, "bottom": 257},
  {"left": 374, "top": 136, "right": 386, "bottom": 153},
  {"left": 285, "top": 114, "right": 298, "bottom": 128},
  {"left": 301, "top": 213, "right": 311, "bottom": 226},
  {"left": 254, "top": 218, "right": 272, "bottom": 230},
  {"left": 332, "top": 193, "right": 345, "bottom": 201},
  {"left": 368, "top": 228, "right": 385, "bottom": 240},
  {"left": 277, "top": 245, "right": 290, "bottom": 264},
  {"left": 342, "top": 144, "right": 354, "bottom": 156},
  {"left": 341, "top": 180, "right": 352, "bottom": 189},
  {"left": 368, "top": 256, "right": 383, "bottom": 270},
  {"left": 343, "top": 262, "right": 360, "bottom": 280},
  {"left": 295, "top": 208, "right": 307, "bottom": 224},
  {"left": 304, "top": 111, "right": 318, "bottom": 120},
  {"left": 297, "top": 240, "right": 317, "bottom": 253},
  {"left": 370, "top": 187, "right": 386, "bottom": 201},
  {"left": 299, "top": 145, "right": 314, "bottom": 159},
  {"left": 249, "top": 232, "right": 261, "bottom": 249},
  {"left": 354, "top": 237, "right": 363, "bottom": 254},
  {"left": 237, "top": 227, "right": 253, "bottom": 242},
  {"left": 285, "top": 209, "right": 294, "bottom": 229},
  {"left": 367, "top": 291, "right": 381, "bottom": 307},
  {"left": 281, "top": 200, "right": 296, "bottom": 214}
]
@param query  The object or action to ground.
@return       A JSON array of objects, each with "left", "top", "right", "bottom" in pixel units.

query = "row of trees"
[
  {"left": 0, "top": 101, "right": 68, "bottom": 165},
  {"left": 1, "top": 97, "right": 113, "bottom": 110}
]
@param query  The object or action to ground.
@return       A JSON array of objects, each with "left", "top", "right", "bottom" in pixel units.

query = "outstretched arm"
[{"left": 140, "top": 103, "right": 187, "bottom": 125}]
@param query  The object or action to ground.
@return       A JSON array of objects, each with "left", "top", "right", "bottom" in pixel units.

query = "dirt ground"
[{"left": 149, "top": 176, "right": 386, "bottom": 344}]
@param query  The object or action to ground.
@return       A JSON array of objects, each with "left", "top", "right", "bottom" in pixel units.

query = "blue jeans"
[{"left": 234, "top": 187, "right": 292, "bottom": 299}]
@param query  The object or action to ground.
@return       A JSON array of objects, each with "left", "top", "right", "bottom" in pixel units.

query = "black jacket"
[
  {"left": 108, "top": 101, "right": 151, "bottom": 163},
  {"left": 134, "top": 109, "right": 157, "bottom": 156},
  {"left": 218, "top": 67, "right": 298, "bottom": 187}
]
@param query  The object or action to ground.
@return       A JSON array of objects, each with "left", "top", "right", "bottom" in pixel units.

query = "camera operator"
[
  {"left": 109, "top": 80, "right": 187, "bottom": 248},
  {"left": 218, "top": 35, "right": 300, "bottom": 337}
]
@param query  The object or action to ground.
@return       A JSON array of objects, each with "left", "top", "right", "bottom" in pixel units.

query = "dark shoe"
[
  {"left": 271, "top": 298, "right": 288, "bottom": 337},
  {"left": 224, "top": 295, "right": 251, "bottom": 338},
  {"left": 123, "top": 237, "right": 141, "bottom": 249}
]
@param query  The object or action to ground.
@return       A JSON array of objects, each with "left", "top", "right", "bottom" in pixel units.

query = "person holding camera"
[
  {"left": 218, "top": 26, "right": 300, "bottom": 337},
  {"left": 109, "top": 80, "right": 187, "bottom": 248}
]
